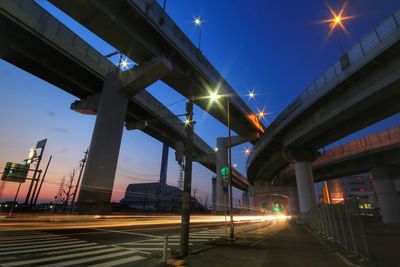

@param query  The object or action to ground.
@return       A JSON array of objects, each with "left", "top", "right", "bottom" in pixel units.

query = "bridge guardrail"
[
  {"left": 248, "top": 8, "right": 400, "bottom": 168},
  {"left": 315, "top": 126, "right": 400, "bottom": 166}
]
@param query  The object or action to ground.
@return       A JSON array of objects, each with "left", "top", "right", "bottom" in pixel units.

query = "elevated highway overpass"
[
  {"left": 49, "top": 0, "right": 265, "bottom": 139},
  {"left": 280, "top": 126, "right": 400, "bottom": 182},
  {"left": 0, "top": 0, "right": 251, "bottom": 212},
  {"left": 247, "top": 9, "right": 400, "bottom": 214},
  {"left": 280, "top": 125, "right": 400, "bottom": 223}
]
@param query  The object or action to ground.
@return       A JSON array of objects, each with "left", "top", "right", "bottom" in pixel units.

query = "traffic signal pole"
[
  {"left": 179, "top": 100, "right": 194, "bottom": 257},
  {"left": 227, "top": 97, "right": 234, "bottom": 240}
]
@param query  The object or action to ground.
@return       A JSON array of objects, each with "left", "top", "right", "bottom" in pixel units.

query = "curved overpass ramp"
[{"left": 248, "top": 10, "right": 400, "bottom": 184}]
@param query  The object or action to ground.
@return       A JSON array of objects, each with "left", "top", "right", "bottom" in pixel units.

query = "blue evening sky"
[{"left": 0, "top": 0, "right": 399, "bottom": 204}]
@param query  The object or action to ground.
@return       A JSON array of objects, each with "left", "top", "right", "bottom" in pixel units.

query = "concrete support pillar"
[
  {"left": 77, "top": 71, "right": 128, "bottom": 213},
  {"left": 294, "top": 161, "right": 317, "bottom": 213},
  {"left": 215, "top": 138, "right": 228, "bottom": 213},
  {"left": 371, "top": 166, "right": 400, "bottom": 223},
  {"left": 287, "top": 186, "right": 300, "bottom": 215},
  {"left": 248, "top": 186, "right": 255, "bottom": 214},
  {"left": 285, "top": 149, "right": 319, "bottom": 215}
]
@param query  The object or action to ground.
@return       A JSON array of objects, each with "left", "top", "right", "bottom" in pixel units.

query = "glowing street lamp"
[
  {"left": 209, "top": 91, "right": 221, "bottom": 103},
  {"left": 247, "top": 90, "right": 256, "bottom": 100},
  {"left": 119, "top": 58, "right": 130, "bottom": 70},
  {"left": 257, "top": 109, "right": 266, "bottom": 120},
  {"left": 321, "top": 0, "right": 354, "bottom": 53},
  {"left": 194, "top": 16, "right": 203, "bottom": 50},
  {"left": 244, "top": 148, "right": 251, "bottom": 156},
  {"left": 194, "top": 17, "right": 202, "bottom": 26}
]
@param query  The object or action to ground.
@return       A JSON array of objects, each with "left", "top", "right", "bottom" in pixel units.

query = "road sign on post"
[{"left": 1, "top": 162, "right": 29, "bottom": 183}]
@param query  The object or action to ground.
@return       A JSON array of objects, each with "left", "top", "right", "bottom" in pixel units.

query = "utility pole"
[
  {"left": 180, "top": 100, "right": 194, "bottom": 257},
  {"left": 227, "top": 97, "right": 234, "bottom": 240},
  {"left": 33, "top": 155, "right": 52, "bottom": 205},
  {"left": 70, "top": 150, "right": 88, "bottom": 213}
]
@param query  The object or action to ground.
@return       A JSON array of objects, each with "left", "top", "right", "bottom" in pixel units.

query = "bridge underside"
[
  {"left": 0, "top": 1, "right": 250, "bottom": 197},
  {"left": 249, "top": 38, "right": 400, "bottom": 183},
  {"left": 280, "top": 144, "right": 400, "bottom": 184},
  {"left": 49, "top": 0, "right": 264, "bottom": 139}
]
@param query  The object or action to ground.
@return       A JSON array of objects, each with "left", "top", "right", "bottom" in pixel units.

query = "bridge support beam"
[
  {"left": 248, "top": 186, "right": 255, "bottom": 214},
  {"left": 285, "top": 149, "right": 319, "bottom": 215},
  {"left": 294, "top": 162, "right": 316, "bottom": 214},
  {"left": 287, "top": 186, "right": 300, "bottom": 215},
  {"left": 371, "top": 166, "right": 400, "bottom": 223},
  {"left": 77, "top": 71, "right": 128, "bottom": 213}
]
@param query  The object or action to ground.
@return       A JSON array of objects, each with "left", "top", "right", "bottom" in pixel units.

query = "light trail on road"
[{"left": 0, "top": 214, "right": 289, "bottom": 231}]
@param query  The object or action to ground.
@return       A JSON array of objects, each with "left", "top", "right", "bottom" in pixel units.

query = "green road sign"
[
  {"left": 1, "top": 162, "right": 29, "bottom": 183},
  {"left": 220, "top": 166, "right": 230, "bottom": 181}
]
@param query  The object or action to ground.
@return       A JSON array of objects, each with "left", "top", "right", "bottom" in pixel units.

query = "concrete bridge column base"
[
  {"left": 248, "top": 186, "right": 255, "bottom": 214},
  {"left": 294, "top": 161, "right": 317, "bottom": 214},
  {"left": 76, "top": 71, "right": 128, "bottom": 214},
  {"left": 284, "top": 149, "right": 318, "bottom": 215},
  {"left": 287, "top": 186, "right": 300, "bottom": 215},
  {"left": 371, "top": 166, "right": 400, "bottom": 223}
]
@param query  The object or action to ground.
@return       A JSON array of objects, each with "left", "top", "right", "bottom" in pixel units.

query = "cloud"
[{"left": 47, "top": 110, "right": 56, "bottom": 117}]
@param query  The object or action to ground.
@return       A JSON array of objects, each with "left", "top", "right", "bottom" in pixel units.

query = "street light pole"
[
  {"left": 70, "top": 149, "right": 88, "bottom": 213},
  {"left": 180, "top": 100, "right": 194, "bottom": 257},
  {"left": 227, "top": 97, "right": 234, "bottom": 240}
]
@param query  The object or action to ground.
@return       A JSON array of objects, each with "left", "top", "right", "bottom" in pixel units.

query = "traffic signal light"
[{"left": 220, "top": 166, "right": 230, "bottom": 181}]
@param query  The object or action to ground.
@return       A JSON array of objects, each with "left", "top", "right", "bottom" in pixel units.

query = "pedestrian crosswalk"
[
  {"left": 0, "top": 231, "right": 146, "bottom": 267},
  {"left": 114, "top": 228, "right": 227, "bottom": 254},
  {"left": 0, "top": 227, "right": 238, "bottom": 266}
]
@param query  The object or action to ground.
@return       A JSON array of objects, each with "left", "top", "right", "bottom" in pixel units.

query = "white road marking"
[
  {"left": 0, "top": 242, "right": 101, "bottom": 256},
  {"left": 93, "top": 228, "right": 160, "bottom": 238},
  {"left": 0, "top": 240, "right": 88, "bottom": 252},
  {"left": 86, "top": 255, "right": 146, "bottom": 267},
  {"left": 2, "top": 247, "right": 121, "bottom": 267},
  {"left": 0, "top": 237, "right": 77, "bottom": 247},
  {"left": 40, "top": 251, "right": 135, "bottom": 267},
  {"left": 122, "top": 242, "right": 182, "bottom": 246}
]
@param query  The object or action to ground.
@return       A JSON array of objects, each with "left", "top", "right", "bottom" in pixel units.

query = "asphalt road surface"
[{"left": 0, "top": 215, "right": 287, "bottom": 266}]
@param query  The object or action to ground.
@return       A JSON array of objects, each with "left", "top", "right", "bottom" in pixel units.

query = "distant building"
[
  {"left": 120, "top": 144, "right": 206, "bottom": 212},
  {"left": 317, "top": 172, "right": 378, "bottom": 214},
  {"left": 120, "top": 182, "right": 205, "bottom": 212}
]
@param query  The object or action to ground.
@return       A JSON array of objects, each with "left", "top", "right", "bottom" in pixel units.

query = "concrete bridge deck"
[
  {"left": 248, "top": 9, "right": 400, "bottom": 183},
  {"left": 0, "top": 0, "right": 250, "bottom": 191},
  {"left": 280, "top": 126, "right": 400, "bottom": 182},
  {"left": 49, "top": 0, "right": 265, "bottom": 139}
]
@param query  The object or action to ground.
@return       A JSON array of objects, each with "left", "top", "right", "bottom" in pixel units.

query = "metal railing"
[
  {"left": 315, "top": 126, "right": 400, "bottom": 166},
  {"left": 309, "top": 199, "right": 370, "bottom": 260},
  {"left": 248, "top": 8, "right": 400, "bottom": 166}
]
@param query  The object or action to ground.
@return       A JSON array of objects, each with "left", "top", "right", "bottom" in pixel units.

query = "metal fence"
[{"left": 308, "top": 199, "right": 370, "bottom": 260}]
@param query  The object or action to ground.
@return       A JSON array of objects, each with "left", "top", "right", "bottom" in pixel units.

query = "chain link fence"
[{"left": 309, "top": 198, "right": 370, "bottom": 260}]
